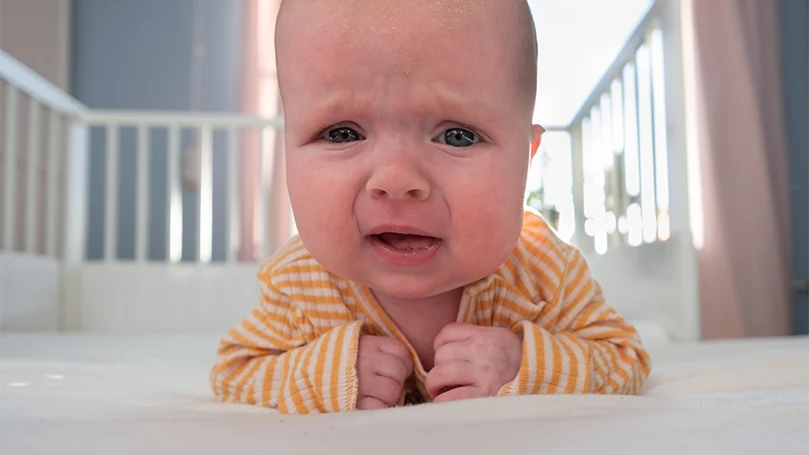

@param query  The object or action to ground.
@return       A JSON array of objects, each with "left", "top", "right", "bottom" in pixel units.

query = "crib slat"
[
  {"left": 635, "top": 43, "right": 658, "bottom": 244},
  {"left": 62, "top": 123, "right": 89, "bottom": 266},
  {"left": 24, "top": 98, "right": 40, "bottom": 253},
  {"left": 2, "top": 85, "right": 19, "bottom": 251},
  {"left": 167, "top": 125, "right": 181, "bottom": 262},
  {"left": 198, "top": 125, "right": 213, "bottom": 263},
  {"left": 46, "top": 110, "right": 61, "bottom": 257},
  {"left": 257, "top": 128, "right": 269, "bottom": 262},
  {"left": 226, "top": 126, "right": 239, "bottom": 263},
  {"left": 105, "top": 124, "right": 119, "bottom": 261},
  {"left": 650, "top": 28, "right": 670, "bottom": 215},
  {"left": 622, "top": 62, "right": 641, "bottom": 198},
  {"left": 136, "top": 125, "right": 149, "bottom": 262}
]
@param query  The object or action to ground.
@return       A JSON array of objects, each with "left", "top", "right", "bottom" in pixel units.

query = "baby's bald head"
[{"left": 275, "top": 0, "right": 538, "bottom": 113}]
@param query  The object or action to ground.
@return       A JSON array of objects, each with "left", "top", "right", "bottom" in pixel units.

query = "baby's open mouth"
[{"left": 370, "top": 232, "right": 442, "bottom": 251}]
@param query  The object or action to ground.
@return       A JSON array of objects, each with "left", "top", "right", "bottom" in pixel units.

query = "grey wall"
[
  {"left": 71, "top": 0, "right": 243, "bottom": 261},
  {"left": 778, "top": 0, "right": 808, "bottom": 335}
]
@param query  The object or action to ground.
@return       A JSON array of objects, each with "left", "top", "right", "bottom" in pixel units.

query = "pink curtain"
[
  {"left": 689, "top": 0, "right": 792, "bottom": 338},
  {"left": 239, "top": 0, "right": 289, "bottom": 261}
]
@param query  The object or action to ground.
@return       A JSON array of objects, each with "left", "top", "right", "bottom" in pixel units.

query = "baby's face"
[{"left": 277, "top": 1, "right": 541, "bottom": 301}]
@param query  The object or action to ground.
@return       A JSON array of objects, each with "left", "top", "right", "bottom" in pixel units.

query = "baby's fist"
[
  {"left": 356, "top": 335, "right": 414, "bottom": 411},
  {"left": 425, "top": 322, "right": 522, "bottom": 403}
]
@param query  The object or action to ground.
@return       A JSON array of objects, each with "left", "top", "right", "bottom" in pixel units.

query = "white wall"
[
  {"left": 584, "top": 233, "right": 700, "bottom": 342},
  {"left": 0, "top": 252, "right": 61, "bottom": 331},
  {"left": 528, "top": 0, "right": 654, "bottom": 126},
  {"left": 62, "top": 263, "right": 261, "bottom": 333}
]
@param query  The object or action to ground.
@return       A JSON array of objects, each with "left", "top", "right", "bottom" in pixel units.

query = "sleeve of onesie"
[
  {"left": 210, "top": 277, "right": 363, "bottom": 414},
  {"left": 498, "top": 247, "right": 652, "bottom": 396}
]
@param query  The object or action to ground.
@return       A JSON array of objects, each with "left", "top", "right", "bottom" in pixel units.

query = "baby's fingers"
[
  {"left": 358, "top": 374, "right": 403, "bottom": 408},
  {"left": 362, "top": 336, "right": 414, "bottom": 377},
  {"left": 424, "top": 360, "right": 476, "bottom": 398},
  {"left": 357, "top": 396, "right": 389, "bottom": 411},
  {"left": 372, "top": 354, "right": 411, "bottom": 385},
  {"left": 376, "top": 338, "right": 414, "bottom": 376},
  {"left": 432, "top": 385, "right": 485, "bottom": 404}
]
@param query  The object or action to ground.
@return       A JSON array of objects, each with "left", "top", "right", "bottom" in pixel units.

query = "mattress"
[{"left": 1, "top": 332, "right": 807, "bottom": 454}]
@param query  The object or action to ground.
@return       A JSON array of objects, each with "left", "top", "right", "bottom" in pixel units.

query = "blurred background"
[{"left": 0, "top": 0, "right": 806, "bottom": 341}]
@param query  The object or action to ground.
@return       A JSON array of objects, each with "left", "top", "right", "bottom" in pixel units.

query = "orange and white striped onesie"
[{"left": 211, "top": 210, "right": 652, "bottom": 414}]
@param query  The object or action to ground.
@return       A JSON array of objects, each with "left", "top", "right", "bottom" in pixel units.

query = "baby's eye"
[
  {"left": 436, "top": 128, "right": 480, "bottom": 148},
  {"left": 322, "top": 126, "right": 363, "bottom": 143}
]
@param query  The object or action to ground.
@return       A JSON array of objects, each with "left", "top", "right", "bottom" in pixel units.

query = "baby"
[{"left": 211, "top": 0, "right": 651, "bottom": 414}]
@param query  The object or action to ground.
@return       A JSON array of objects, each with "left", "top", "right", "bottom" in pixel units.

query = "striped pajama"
[{"left": 211, "top": 210, "right": 652, "bottom": 413}]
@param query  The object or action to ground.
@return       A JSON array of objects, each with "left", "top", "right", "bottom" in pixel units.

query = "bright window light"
[
  {"left": 651, "top": 27, "right": 670, "bottom": 214},
  {"left": 636, "top": 43, "right": 658, "bottom": 243},
  {"left": 600, "top": 94, "right": 614, "bottom": 170},
  {"left": 622, "top": 62, "right": 641, "bottom": 197},
  {"left": 627, "top": 202, "right": 643, "bottom": 246},
  {"left": 605, "top": 211, "right": 617, "bottom": 234},
  {"left": 584, "top": 218, "right": 595, "bottom": 236},
  {"left": 658, "top": 211, "right": 671, "bottom": 241},
  {"left": 582, "top": 118, "right": 597, "bottom": 221},
  {"left": 589, "top": 107, "right": 605, "bottom": 187},
  {"left": 618, "top": 215, "right": 628, "bottom": 234},
  {"left": 526, "top": 131, "right": 575, "bottom": 243},
  {"left": 611, "top": 79, "right": 624, "bottom": 154},
  {"left": 595, "top": 231, "right": 608, "bottom": 255}
]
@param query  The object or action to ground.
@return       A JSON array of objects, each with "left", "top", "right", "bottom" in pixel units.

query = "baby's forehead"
[
  {"left": 280, "top": 0, "right": 484, "bottom": 14},
  {"left": 276, "top": 0, "right": 538, "bottom": 109},
  {"left": 279, "top": 0, "right": 529, "bottom": 39}
]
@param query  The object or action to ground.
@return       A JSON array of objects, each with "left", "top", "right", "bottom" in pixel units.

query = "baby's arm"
[
  {"left": 499, "top": 247, "right": 652, "bottom": 396},
  {"left": 210, "top": 279, "right": 362, "bottom": 414}
]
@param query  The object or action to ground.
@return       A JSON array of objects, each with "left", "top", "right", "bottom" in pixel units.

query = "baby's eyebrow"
[
  {"left": 312, "top": 91, "right": 356, "bottom": 117},
  {"left": 305, "top": 87, "right": 506, "bottom": 125}
]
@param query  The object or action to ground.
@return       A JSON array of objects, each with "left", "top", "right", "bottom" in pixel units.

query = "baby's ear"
[{"left": 530, "top": 124, "right": 546, "bottom": 159}]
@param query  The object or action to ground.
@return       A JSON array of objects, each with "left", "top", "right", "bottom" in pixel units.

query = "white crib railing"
[
  {"left": 1, "top": 50, "right": 291, "bottom": 267},
  {"left": 581, "top": 20, "right": 665, "bottom": 252},
  {"left": 76, "top": 110, "right": 288, "bottom": 265},
  {"left": 0, "top": 49, "right": 292, "bottom": 332},
  {"left": 0, "top": 50, "right": 85, "bottom": 262},
  {"left": 526, "top": 0, "right": 698, "bottom": 341},
  {"left": 566, "top": 0, "right": 700, "bottom": 341},
  {"left": 1, "top": 49, "right": 89, "bottom": 331}
]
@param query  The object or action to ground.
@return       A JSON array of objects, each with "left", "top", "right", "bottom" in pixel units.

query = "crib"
[
  {"left": 1, "top": 0, "right": 806, "bottom": 453},
  {"left": 0, "top": 52, "right": 292, "bottom": 334}
]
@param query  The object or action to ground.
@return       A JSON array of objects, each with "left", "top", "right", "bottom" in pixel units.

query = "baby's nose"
[{"left": 366, "top": 158, "right": 430, "bottom": 201}]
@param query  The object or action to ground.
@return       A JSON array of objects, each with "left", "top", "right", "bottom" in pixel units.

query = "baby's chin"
[
  {"left": 353, "top": 268, "right": 485, "bottom": 302},
  {"left": 370, "top": 280, "right": 457, "bottom": 301}
]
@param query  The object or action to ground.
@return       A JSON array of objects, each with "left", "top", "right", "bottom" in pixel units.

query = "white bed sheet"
[{"left": 1, "top": 333, "right": 807, "bottom": 455}]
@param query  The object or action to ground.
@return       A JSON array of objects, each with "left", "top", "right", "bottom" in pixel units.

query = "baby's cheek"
[
  {"left": 452, "top": 189, "right": 522, "bottom": 268},
  {"left": 288, "top": 165, "right": 359, "bottom": 261}
]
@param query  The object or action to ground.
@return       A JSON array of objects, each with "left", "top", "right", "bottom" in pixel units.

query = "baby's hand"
[
  {"left": 356, "top": 335, "right": 414, "bottom": 410},
  {"left": 425, "top": 322, "right": 522, "bottom": 403}
]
